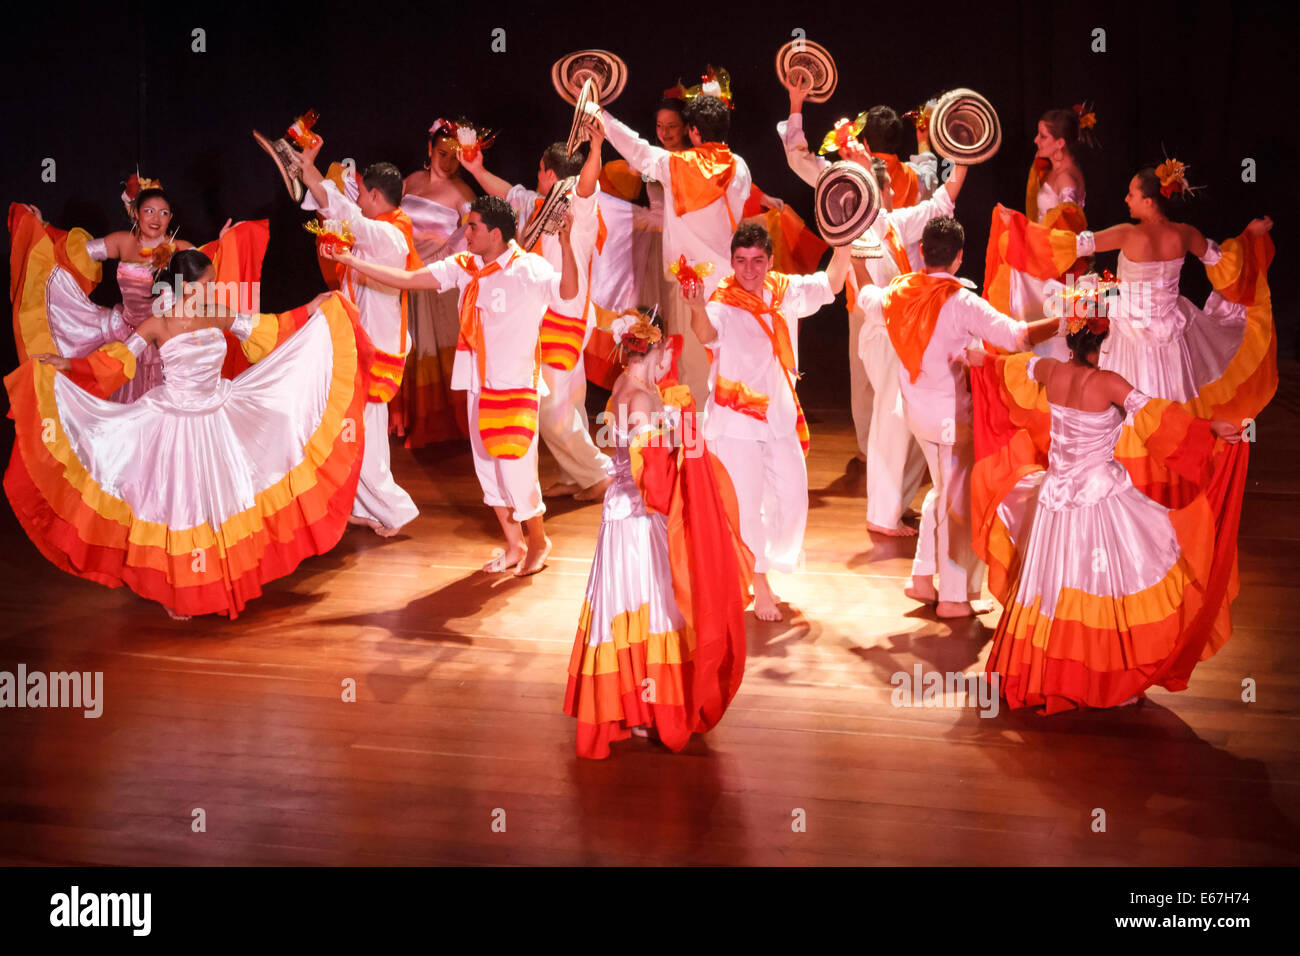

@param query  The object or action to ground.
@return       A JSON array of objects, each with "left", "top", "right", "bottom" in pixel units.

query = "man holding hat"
[
  {"left": 683, "top": 223, "right": 851, "bottom": 622},
  {"left": 293, "top": 138, "right": 421, "bottom": 537},
  {"left": 459, "top": 126, "right": 614, "bottom": 503}
]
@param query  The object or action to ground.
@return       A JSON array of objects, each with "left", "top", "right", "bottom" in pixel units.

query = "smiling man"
[
  {"left": 682, "top": 223, "right": 850, "bottom": 622},
  {"left": 327, "top": 196, "right": 580, "bottom": 578}
]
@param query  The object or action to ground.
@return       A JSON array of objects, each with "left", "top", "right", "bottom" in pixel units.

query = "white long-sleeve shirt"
[
  {"left": 858, "top": 273, "right": 1027, "bottom": 443},
  {"left": 316, "top": 180, "right": 410, "bottom": 356},
  {"left": 505, "top": 182, "right": 600, "bottom": 323},
  {"left": 602, "top": 110, "right": 751, "bottom": 295},
  {"left": 703, "top": 272, "right": 835, "bottom": 441},
  {"left": 777, "top": 113, "right": 938, "bottom": 201},
  {"left": 425, "top": 242, "right": 564, "bottom": 393}
]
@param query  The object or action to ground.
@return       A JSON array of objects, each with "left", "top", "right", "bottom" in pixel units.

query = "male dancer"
[
  {"left": 599, "top": 95, "right": 752, "bottom": 401},
  {"left": 459, "top": 127, "right": 613, "bottom": 502},
  {"left": 293, "top": 138, "right": 420, "bottom": 536},
  {"left": 683, "top": 223, "right": 850, "bottom": 622},
  {"left": 857, "top": 217, "right": 1059, "bottom": 617},
  {"left": 328, "top": 197, "right": 580, "bottom": 577}
]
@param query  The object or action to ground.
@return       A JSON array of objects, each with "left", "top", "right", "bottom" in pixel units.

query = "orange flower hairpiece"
[
  {"left": 611, "top": 308, "right": 663, "bottom": 354},
  {"left": 1155, "top": 157, "right": 1199, "bottom": 198}
]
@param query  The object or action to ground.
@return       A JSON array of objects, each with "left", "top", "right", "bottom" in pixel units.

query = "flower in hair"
[
  {"left": 611, "top": 309, "right": 663, "bottom": 354},
  {"left": 1155, "top": 157, "right": 1199, "bottom": 198},
  {"left": 1072, "top": 102, "right": 1097, "bottom": 131}
]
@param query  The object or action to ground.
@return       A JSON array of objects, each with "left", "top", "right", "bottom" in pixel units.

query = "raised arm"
[
  {"left": 556, "top": 214, "right": 580, "bottom": 301},
  {"left": 599, "top": 109, "right": 670, "bottom": 180},
  {"left": 825, "top": 245, "right": 851, "bottom": 295},
  {"left": 575, "top": 116, "right": 604, "bottom": 199},
  {"left": 326, "top": 249, "right": 443, "bottom": 290},
  {"left": 457, "top": 149, "right": 512, "bottom": 199}
]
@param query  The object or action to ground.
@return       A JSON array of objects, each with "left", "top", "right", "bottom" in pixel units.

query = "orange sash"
[
  {"left": 344, "top": 206, "right": 420, "bottom": 402},
  {"left": 454, "top": 246, "right": 545, "bottom": 458},
  {"left": 669, "top": 143, "right": 737, "bottom": 225},
  {"left": 881, "top": 272, "right": 963, "bottom": 384},
  {"left": 710, "top": 273, "right": 811, "bottom": 455},
  {"left": 878, "top": 153, "right": 920, "bottom": 209},
  {"left": 884, "top": 222, "right": 911, "bottom": 275}
]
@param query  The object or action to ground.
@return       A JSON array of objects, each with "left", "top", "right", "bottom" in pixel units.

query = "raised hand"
[{"left": 1245, "top": 216, "right": 1273, "bottom": 236}]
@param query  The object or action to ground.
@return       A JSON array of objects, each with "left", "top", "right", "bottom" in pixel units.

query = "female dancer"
[
  {"left": 393, "top": 120, "right": 476, "bottom": 446},
  {"left": 985, "top": 105, "right": 1094, "bottom": 359},
  {"left": 10, "top": 183, "right": 267, "bottom": 400},
  {"left": 1078, "top": 168, "right": 1274, "bottom": 421},
  {"left": 5, "top": 249, "right": 371, "bottom": 620},
  {"left": 564, "top": 313, "right": 751, "bottom": 758},
  {"left": 970, "top": 314, "right": 1244, "bottom": 712}
]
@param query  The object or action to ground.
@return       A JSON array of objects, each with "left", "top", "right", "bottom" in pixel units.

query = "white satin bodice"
[
  {"left": 1036, "top": 403, "right": 1133, "bottom": 510},
  {"left": 155, "top": 327, "right": 232, "bottom": 410},
  {"left": 400, "top": 193, "right": 468, "bottom": 262},
  {"left": 1112, "top": 252, "right": 1187, "bottom": 343},
  {"left": 1036, "top": 181, "right": 1084, "bottom": 221}
]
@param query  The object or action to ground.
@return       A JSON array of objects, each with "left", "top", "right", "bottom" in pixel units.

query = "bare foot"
[
  {"left": 868, "top": 521, "right": 918, "bottom": 537},
  {"left": 630, "top": 724, "right": 660, "bottom": 740},
  {"left": 163, "top": 605, "right": 191, "bottom": 621},
  {"left": 752, "top": 577, "right": 783, "bottom": 622},
  {"left": 373, "top": 523, "right": 402, "bottom": 538},
  {"left": 482, "top": 545, "right": 525, "bottom": 573},
  {"left": 937, "top": 600, "right": 975, "bottom": 618},
  {"left": 514, "top": 536, "right": 553, "bottom": 577},
  {"left": 1116, "top": 694, "right": 1144, "bottom": 708},
  {"left": 573, "top": 476, "right": 613, "bottom": 502},
  {"left": 904, "top": 576, "right": 938, "bottom": 604},
  {"left": 967, "top": 598, "right": 995, "bottom": 615},
  {"left": 543, "top": 480, "right": 581, "bottom": 497}
]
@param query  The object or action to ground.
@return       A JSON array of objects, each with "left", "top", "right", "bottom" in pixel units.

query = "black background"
[{"left": 3, "top": 0, "right": 1295, "bottom": 408}]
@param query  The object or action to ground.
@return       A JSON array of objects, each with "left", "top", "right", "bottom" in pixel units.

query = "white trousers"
[
  {"left": 910, "top": 430, "right": 985, "bottom": 603},
  {"left": 352, "top": 402, "right": 420, "bottom": 531},
  {"left": 539, "top": 353, "right": 612, "bottom": 489},
  {"left": 861, "top": 328, "right": 927, "bottom": 528},
  {"left": 468, "top": 390, "right": 545, "bottom": 523},
  {"left": 711, "top": 431, "right": 807, "bottom": 575},
  {"left": 848, "top": 307, "right": 874, "bottom": 457}
]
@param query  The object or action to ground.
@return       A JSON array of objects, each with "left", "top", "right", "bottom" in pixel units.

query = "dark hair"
[
  {"left": 131, "top": 187, "right": 172, "bottom": 221},
  {"left": 541, "top": 141, "right": 586, "bottom": 179},
  {"left": 657, "top": 98, "right": 686, "bottom": 118},
  {"left": 1039, "top": 108, "right": 1082, "bottom": 161},
  {"left": 864, "top": 106, "right": 904, "bottom": 155},
  {"left": 682, "top": 95, "right": 730, "bottom": 144},
  {"left": 920, "top": 216, "right": 964, "bottom": 267},
  {"left": 470, "top": 195, "right": 517, "bottom": 241},
  {"left": 730, "top": 222, "right": 773, "bottom": 257},
  {"left": 361, "top": 162, "right": 403, "bottom": 207},
  {"left": 1066, "top": 324, "right": 1109, "bottom": 367},
  {"left": 1134, "top": 166, "right": 1184, "bottom": 220},
  {"left": 155, "top": 248, "right": 212, "bottom": 290}
]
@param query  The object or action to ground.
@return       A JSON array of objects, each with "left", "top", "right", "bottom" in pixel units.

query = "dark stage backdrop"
[{"left": 2, "top": 0, "right": 1294, "bottom": 409}]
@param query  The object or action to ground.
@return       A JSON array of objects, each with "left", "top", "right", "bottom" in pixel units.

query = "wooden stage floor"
[{"left": 2, "top": 366, "right": 1299, "bottom": 867}]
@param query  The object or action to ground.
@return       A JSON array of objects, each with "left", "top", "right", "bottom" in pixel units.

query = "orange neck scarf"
[
  {"left": 339, "top": 206, "right": 421, "bottom": 358},
  {"left": 711, "top": 272, "right": 812, "bottom": 454},
  {"left": 881, "top": 272, "right": 963, "bottom": 384},
  {"left": 711, "top": 272, "right": 796, "bottom": 372},
  {"left": 884, "top": 222, "right": 911, "bottom": 276},
  {"left": 669, "top": 143, "right": 737, "bottom": 224},
  {"left": 878, "top": 153, "right": 920, "bottom": 209},
  {"left": 454, "top": 244, "right": 521, "bottom": 382}
]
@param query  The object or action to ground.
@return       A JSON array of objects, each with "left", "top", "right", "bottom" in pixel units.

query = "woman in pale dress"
[
  {"left": 393, "top": 121, "right": 476, "bottom": 446},
  {"left": 7, "top": 249, "right": 369, "bottom": 621},
  {"left": 970, "top": 314, "right": 1244, "bottom": 712},
  {"left": 1079, "top": 168, "right": 1274, "bottom": 418}
]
